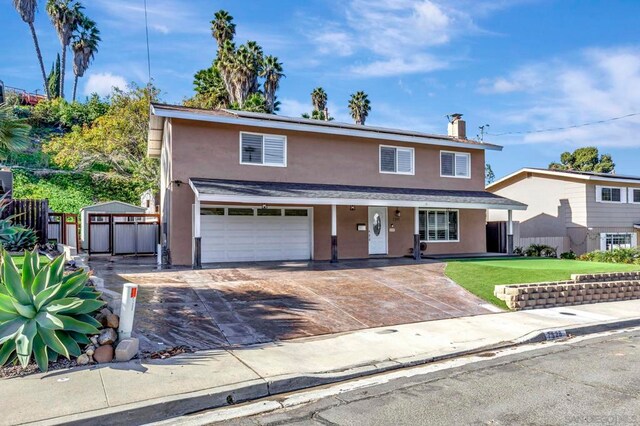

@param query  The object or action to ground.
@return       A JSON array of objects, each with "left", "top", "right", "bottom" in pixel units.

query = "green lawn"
[
  {"left": 11, "top": 255, "right": 50, "bottom": 268},
  {"left": 445, "top": 258, "right": 640, "bottom": 308}
]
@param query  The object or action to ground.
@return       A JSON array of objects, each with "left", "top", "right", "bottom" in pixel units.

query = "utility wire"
[
  {"left": 487, "top": 111, "right": 640, "bottom": 137},
  {"left": 143, "top": 0, "right": 152, "bottom": 85}
]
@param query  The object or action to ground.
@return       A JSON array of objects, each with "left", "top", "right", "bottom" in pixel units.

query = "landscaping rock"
[
  {"left": 98, "top": 328, "right": 118, "bottom": 346},
  {"left": 106, "top": 314, "right": 120, "bottom": 329},
  {"left": 85, "top": 347, "right": 95, "bottom": 357},
  {"left": 76, "top": 354, "right": 90, "bottom": 365},
  {"left": 115, "top": 338, "right": 139, "bottom": 362},
  {"left": 93, "top": 345, "right": 114, "bottom": 363},
  {"left": 90, "top": 335, "right": 99, "bottom": 346}
]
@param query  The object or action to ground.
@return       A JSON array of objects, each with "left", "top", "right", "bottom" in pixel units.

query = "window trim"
[
  {"left": 628, "top": 188, "right": 640, "bottom": 204},
  {"left": 418, "top": 208, "right": 460, "bottom": 243},
  {"left": 600, "top": 232, "right": 637, "bottom": 251},
  {"left": 378, "top": 145, "right": 415, "bottom": 175},
  {"left": 595, "top": 185, "right": 625, "bottom": 204},
  {"left": 239, "top": 131, "right": 287, "bottom": 168},
  {"left": 440, "top": 151, "right": 471, "bottom": 179}
]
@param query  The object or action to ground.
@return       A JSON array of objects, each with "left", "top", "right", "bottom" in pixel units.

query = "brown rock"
[
  {"left": 93, "top": 345, "right": 114, "bottom": 363},
  {"left": 98, "top": 328, "right": 118, "bottom": 346},
  {"left": 106, "top": 314, "right": 120, "bottom": 329},
  {"left": 76, "top": 353, "right": 90, "bottom": 365}
]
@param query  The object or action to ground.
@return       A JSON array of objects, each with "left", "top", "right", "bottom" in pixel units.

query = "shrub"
[
  {"left": 513, "top": 246, "right": 524, "bottom": 256},
  {"left": 1, "top": 228, "right": 38, "bottom": 252},
  {"left": 524, "top": 244, "right": 557, "bottom": 258},
  {"left": 579, "top": 248, "right": 640, "bottom": 264},
  {"left": 560, "top": 250, "right": 577, "bottom": 260},
  {"left": 0, "top": 250, "right": 104, "bottom": 372}
]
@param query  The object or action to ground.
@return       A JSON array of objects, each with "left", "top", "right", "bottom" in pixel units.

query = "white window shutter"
[
  {"left": 600, "top": 233, "right": 607, "bottom": 251},
  {"left": 263, "top": 136, "right": 285, "bottom": 165},
  {"left": 621, "top": 187, "right": 628, "bottom": 203},
  {"left": 397, "top": 149, "right": 413, "bottom": 173},
  {"left": 595, "top": 186, "right": 602, "bottom": 203},
  {"left": 455, "top": 154, "right": 469, "bottom": 177},
  {"left": 632, "top": 233, "right": 638, "bottom": 248}
]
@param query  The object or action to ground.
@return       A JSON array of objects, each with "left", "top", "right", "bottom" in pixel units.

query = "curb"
[{"left": 36, "top": 317, "right": 640, "bottom": 426}]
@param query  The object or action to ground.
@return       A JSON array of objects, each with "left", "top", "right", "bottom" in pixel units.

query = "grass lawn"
[
  {"left": 445, "top": 257, "right": 640, "bottom": 309},
  {"left": 10, "top": 254, "right": 50, "bottom": 268}
]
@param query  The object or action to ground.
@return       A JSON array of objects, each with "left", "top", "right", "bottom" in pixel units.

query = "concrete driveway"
[{"left": 91, "top": 257, "right": 494, "bottom": 352}]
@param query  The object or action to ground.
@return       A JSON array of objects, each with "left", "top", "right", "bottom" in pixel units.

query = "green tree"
[
  {"left": 549, "top": 147, "right": 615, "bottom": 173},
  {"left": 47, "top": 53, "right": 61, "bottom": 99},
  {"left": 46, "top": 0, "right": 84, "bottom": 99},
  {"left": 0, "top": 105, "right": 30, "bottom": 160},
  {"left": 210, "top": 9, "right": 235, "bottom": 53},
  {"left": 261, "top": 55, "right": 284, "bottom": 114},
  {"left": 485, "top": 164, "right": 495, "bottom": 185},
  {"left": 71, "top": 15, "right": 100, "bottom": 102},
  {"left": 348, "top": 91, "right": 371, "bottom": 125},
  {"left": 303, "top": 87, "right": 332, "bottom": 121},
  {"left": 13, "top": 0, "right": 51, "bottom": 98}
]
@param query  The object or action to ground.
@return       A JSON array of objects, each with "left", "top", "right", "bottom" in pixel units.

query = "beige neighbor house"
[
  {"left": 147, "top": 105, "right": 525, "bottom": 267},
  {"left": 487, "top": 168, "right": 640, "bottom": 255}
]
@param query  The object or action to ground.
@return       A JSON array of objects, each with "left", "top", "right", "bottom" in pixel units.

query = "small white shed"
[{"left": 80, "top": 201, "right": 147, "bottom": 250}]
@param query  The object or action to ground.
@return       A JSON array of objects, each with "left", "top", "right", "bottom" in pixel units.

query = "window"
[
  {"left": 629, "top": 188, "right": 640, "bottom": 204},
  {"left": 379, "top": 146, "right": 414, "bottom": 175},
  {"left": 257, "top": 208, "right": 282, "bottom": 216},
  {"left": 418, "top": 209, "right": 459, "bottom": 242},
  {"left": 240, "top": 132, "right": 286, "bottom": 166},
  {"left": 284, "top": 209, "right": 308, "bottom": 217},
  {"left": 440, "top": 152, "right": 470, "bottom": 178},
  {"left": 228, "top": 208, "right": 254, "bottom": 216},
  {"left": 601, "top": 233, "right": 637, "bottom": 251},
  {"left": 201, "top": 208, "right": 225, "bottom": 216},
  {"left": 596, "top": 185, "right": 625, "bottom": 203}
]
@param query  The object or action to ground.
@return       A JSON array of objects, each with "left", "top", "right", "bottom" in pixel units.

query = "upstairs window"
[
  {"left": 379, "top": 146, "right": 414, "bottom": 175},
  {"left": 629, "top": 188, "right": 640, "bottom": 204},
  {"left": 440, "top": 151, "right": 470, "bottom": 178},
  {"left": 596, "top": 186, "right": 625, "bottom": 203},
  {"left": 240, "top": 132, "right": 286, "bottom": 167}
]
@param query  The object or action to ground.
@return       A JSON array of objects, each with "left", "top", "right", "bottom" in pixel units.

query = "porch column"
[
  {"left": 331, "top": 204, "right": 338, "bottom": 263},
  {"left": 507, "top": 209, "right": 514, "bottom": 255},
  {"left": 193, "top": 199, "right": 202, "bottom": 269},
  {"left": 414, "top": 207, "right": 421, "bottom": 261}
]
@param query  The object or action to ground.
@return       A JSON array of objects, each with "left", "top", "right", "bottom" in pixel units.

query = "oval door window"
[{"left": 373, "top": 213, "right": 382, "bottom": 236}]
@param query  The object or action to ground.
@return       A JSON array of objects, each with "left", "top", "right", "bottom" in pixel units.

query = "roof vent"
[{"left": 447, "top": 113, "right": 466, "bottom": 139}]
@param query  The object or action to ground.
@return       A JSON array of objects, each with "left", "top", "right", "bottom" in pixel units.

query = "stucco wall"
[{"left": 584, "top": 183, "right": 640, "bottom": 228}]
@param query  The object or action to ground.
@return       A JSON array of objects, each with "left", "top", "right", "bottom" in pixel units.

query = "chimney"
[{"left": 447, "top": 113, "right": 466, "bottom": 139}]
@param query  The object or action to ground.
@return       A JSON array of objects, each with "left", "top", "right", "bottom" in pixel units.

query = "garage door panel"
[{"left": 200, "top": 207, "right": 311, "bottom": 263}]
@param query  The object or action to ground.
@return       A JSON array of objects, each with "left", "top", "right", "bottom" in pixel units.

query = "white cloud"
[
  {"left": 480, "top": 47, "right": 640, "bottom": 148},
  {"left": 278, "top": 98, "right": 309, "bottom": 118},
  {"left": 350, "top": 54, "right": 448, "bottom": 77},
  {"left": 83, "top": 72, "right": 128, "bottom": 96}
]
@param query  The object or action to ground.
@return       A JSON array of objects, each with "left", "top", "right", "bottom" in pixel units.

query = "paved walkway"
[
  {"left": 91, "top": 257, "right": 494, "bottom": 352},
  {"left": 4, "top": 299, "right": 640, "bottom": 426}
]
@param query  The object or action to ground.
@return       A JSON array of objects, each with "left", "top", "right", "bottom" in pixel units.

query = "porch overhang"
[{"left": 189, "top": 178, "right": 527, "bottom": 211}]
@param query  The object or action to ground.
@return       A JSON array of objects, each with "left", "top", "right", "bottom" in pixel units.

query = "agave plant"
[
  {"left": 2, "top": 228, "right": 37, "bottom": 252},
  {"left": 0, "top": 250, "right": 104, "bottom": 371}
]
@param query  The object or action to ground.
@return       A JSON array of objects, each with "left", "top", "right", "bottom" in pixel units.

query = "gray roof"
[
  {"left": 190, "top": 178, "right": 526, "bottom": 210},
  {"left": 527, "top": 167, "right": 640, "bottom": 182}
]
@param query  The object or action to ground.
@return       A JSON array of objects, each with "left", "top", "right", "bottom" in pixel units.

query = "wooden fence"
[
  {"left": 48, "top": 213, "right": 79, "bottom": 249},
  {"left": 1, "top": 198, "right": 49, "bottom": 245},
  {"left": 87, "top": 213, "right": 160, "bottom": 255}
]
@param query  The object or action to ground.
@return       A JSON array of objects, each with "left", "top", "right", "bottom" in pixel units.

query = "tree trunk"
[
  {"left": 60, "top": 46, "right": 66, "bottom": 99},
  {"left": 72, "top": 74, "right": 78, "bottom": 102},
  {"left": 29, "top": 22, "right": 50, "bottom": 99}
]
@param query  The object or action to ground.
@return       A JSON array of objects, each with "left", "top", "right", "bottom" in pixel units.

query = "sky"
[{"left": 2, "top": 0, "right": 640, "bottom": 179}]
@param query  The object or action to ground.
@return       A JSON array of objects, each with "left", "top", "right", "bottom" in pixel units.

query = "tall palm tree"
[
  {"left": 13, "top": 0, "right": 50, "bottom": 98},
  {"left": 217, "top": 40, "right": 237, "bottom": 104},
  {"left": 210, "top": 9, "right": 235, "bottom": 53},
  {"left": 348, "top": 91, "right": 371, "bottom": 125},
  {"left": 261, "top": 55, "right": 284, "bottom": 114},
  {"left": 46, "top": 0, "right": 84, "bottom": 99},
  {"left": 0, "top": 105, "right": 30, "bottom": 160},
  {"left": 311, "top": 87, "right": 327, "bottom": 112},
  {"left": 71, "top": 16, "right": 100, "bottom": 101}
]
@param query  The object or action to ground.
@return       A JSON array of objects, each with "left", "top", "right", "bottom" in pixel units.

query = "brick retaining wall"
[{"left": 495, "top": 272, "right": 640, "bottom": 310}]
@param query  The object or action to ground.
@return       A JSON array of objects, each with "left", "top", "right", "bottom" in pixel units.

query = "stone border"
[{"left": 495, "top": 272, "right": 640, "bottom": 310}]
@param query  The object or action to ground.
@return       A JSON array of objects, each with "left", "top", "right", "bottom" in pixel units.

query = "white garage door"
[{"left": 200, "top": 206, "right": 312, "bottom": 263}]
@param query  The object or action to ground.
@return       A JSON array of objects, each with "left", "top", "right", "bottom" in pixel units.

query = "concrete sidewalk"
[{"left": 4, "top": 299, "right": 640, "bottom": 426}]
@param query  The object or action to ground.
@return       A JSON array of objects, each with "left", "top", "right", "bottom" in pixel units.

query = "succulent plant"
[
  {"left": 1, "top": 228, "right": 38, "bottom": 252},
  {"left": 0, "top": 250, "right": 105, "bottom": 371}
]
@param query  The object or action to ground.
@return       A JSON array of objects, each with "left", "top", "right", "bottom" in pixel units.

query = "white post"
[
  {"left": 118, "top": 283, "right": 138, "bottom": 340},
  {"left": 413, "top": 207, "right": 421, "bottom": 260},
  {"left": 157, "top": 243, "right": 162, "bottom": 266},
  {"left": 331, "top": 204, "right": 338, "bottom": 263},
  {"left": 193, "top": 200, "right": 202, "bottom": 268},
  {"left": 194, "top": 199, "right": 201, "bottom": 238},
  {"left": 507, "top": 209, "right": 514, "bottom": 255}
]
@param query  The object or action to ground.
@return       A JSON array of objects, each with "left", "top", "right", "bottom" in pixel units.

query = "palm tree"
[
  {"left": 311, "top": 87, "right": 327, "bottom": 112},
  {"left": 71, "top": 16, "right": 100, "bottom": 101},
  {"left": 261, "top": 55, "right": 284, "bottom": 114},
  {"left": 46, "top": 0, "right": 84, "bottom": 99},
  {"left": 13, "top": 0, "right": 50, "bottom": 98},
  {"left": 0, "top": 105, "right": 30, "bottom": 160},
  {"left": 210, "top": 9, "right": 235, "bottom": 53},
  {"left": 348, "top": 91, "right": 371, "bottom": 125}
]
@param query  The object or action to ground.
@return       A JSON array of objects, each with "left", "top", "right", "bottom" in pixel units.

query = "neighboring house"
[
  {"left": 147, "top": 105, "right": 525, "bottom": 266},
  {"left": 487, "top": 168, "right": 640, "bottom": 255},
  {"left": 0, "top": 169, "right": 12, "bottom": 196},
  {"left": 79, "top": 201, "right": 147, "bottom": 250},
  {"left": 140, "top": 189, "right": 158, "bottom": 214}
]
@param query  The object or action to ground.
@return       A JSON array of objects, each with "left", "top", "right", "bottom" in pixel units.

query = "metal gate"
[
  {"left": 48, "top": 213, "right": 79, "bottom": 249},
  {"left": 88, "top": 213, "right": 159, "bottom": 255}
]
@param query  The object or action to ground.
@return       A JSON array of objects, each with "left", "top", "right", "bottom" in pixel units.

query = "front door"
[{"left": 368, "top": 207, "right": 387, "bottom": 255}]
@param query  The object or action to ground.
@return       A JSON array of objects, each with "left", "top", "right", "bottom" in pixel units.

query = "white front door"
[{"left": 368, "top": 207, "right": 387, "bottom": 255}]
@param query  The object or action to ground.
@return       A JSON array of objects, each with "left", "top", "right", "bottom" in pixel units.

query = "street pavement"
[{"left": 234, "top": 330, "right": 640, "bottom": 425}]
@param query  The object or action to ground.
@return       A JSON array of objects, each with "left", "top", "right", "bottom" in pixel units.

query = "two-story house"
[
  {"left": 487, "top": 168, "right": 640, "bottom": 255},
  {"left": 147, "top": 105, "right": 525, "bottom": 266}
]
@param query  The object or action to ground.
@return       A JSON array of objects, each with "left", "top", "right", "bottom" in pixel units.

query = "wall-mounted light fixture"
[
  {"left": 262, "top": 204, "right": 268, "bottom": 209},
  {"left": 171, "top": 180, "right": 184, "bottom": 187},
  {"left": 350, "top": 205, "right": 356, "bottom": 211},
  {"left": 395, "top": 208, "right": 401, "bottom": 219}
]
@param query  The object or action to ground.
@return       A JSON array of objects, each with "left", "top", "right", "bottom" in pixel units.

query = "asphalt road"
[{"left": 230, "top": 330, "right": 640, "bottom": 425}]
